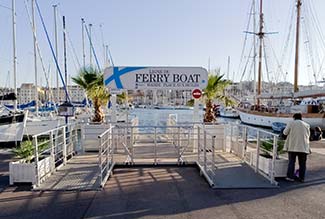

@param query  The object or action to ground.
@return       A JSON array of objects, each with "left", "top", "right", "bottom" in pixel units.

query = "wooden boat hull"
[{"left": 237, "top": 109, "right": 325, "bottom": 129}]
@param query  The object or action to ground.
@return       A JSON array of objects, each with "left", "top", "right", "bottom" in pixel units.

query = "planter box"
[
  {"left": 9, "top": 156, "right": 53, "bottom": 185},
  {"left": 250, "top": 152, "right": 288, "bottom": 177}
]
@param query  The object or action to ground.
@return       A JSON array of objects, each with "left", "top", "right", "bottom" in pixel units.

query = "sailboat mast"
[
  {"left": 53, "top": 5, "right": 60, "bottom": 103},
  {"left": 294, "top": 0, "right": 302, "bottom": 93},
  {"left": 89, "top": 24, "right": 93, "bottom": 66},
  {"left": 253, "top": 0, "right": 257, "bottom": 104},
  {"left": 32, "top": 0, "right": 39, "bottom": 116},
  {"left": 81, "top": 18, "right": 86, "bottom": 67},
  {"left": 12, "top": 0, "right": 17, "bottom": 111},
  {"left": 257, "top": 0, "right": 264, "bottom": 106}
]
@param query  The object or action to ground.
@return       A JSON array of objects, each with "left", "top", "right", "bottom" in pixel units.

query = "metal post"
[
  {"left": 193, "top": 98, "right": 199, "bottom": 123},
  {"left": 50, "top": 131, "right": 55, "bottom": 173},
  {"left": 12, "top": 0, "right": 18, "bottom": 111},
  {"left": 110, "top": 127, "right": 114, "bottom": 162},
  {"left": 33, "top": 136, "right": 40, "bottom": 187},
  {"left": 53, "top": 4, "right": 59, "bottom": 102},
  {"left": 63, "top": 126, "right": 67, "bottom": 165},
  {"left": 255, "top": 130, "right": 260, "bottom": 173},
  {"left": 63, "top": 15, "right": 68, "bottom": 124},
  {"left": 177, "top": 127, "right": 181, "bottom": 163},
  {"left": 130, "top": 127, "right": 134, "bottom": 164},
  {"left": 98, "top": 136, "right": 102, "bottom": 186},
  {"left": 32, "top": 0, "right": 38, "bottom": 116},
  {"left": 243, "top": 126, "right": 248, "bottom": 159},
  {"left": 130, "top": 126, "right": 134, "bottom": 146},
  {"left": 197, "top": 126, "right": 201, "bottom": 162},
  {"left": 223, "top": 125, "right": 227, "bottom": 152},
  {"left": 74, "top": 128, "right": 78, "bottom": 153},
  {"left": 229, "top": 125, "right": 233, "bottom": 153},
  {"left": 203, "top": 129, "right": 207, "bottom": 172},
  {"left": 111, "top": 94, "right": 117, "bottom": 123},
  {"left": 154, "top": 127, "right": 157, "bottom": 165},
  {"left": 212, "top": 136, "right": 215, "bottom": 165},
  {"left": 271, "top": 135, "right": 278, "bottom": 184},
  {"left": 106, "top": 131, "right": 109, "bottom": 168},
  {"left": 81, "top": 18, "right": 86, "bottom": 67}
]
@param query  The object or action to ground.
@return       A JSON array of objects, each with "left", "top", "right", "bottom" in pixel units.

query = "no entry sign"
[{"left": 192, "top": 89, "right": 202, "bottom": 99}]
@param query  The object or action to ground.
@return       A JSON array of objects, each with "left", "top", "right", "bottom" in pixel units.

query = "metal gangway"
[{"left": 30, "top": 122, "right": 286, "bottom": 190}]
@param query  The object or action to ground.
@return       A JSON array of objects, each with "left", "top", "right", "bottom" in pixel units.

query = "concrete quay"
[{"left": 0, "top": 141, "right": 324, "bottom": 219}]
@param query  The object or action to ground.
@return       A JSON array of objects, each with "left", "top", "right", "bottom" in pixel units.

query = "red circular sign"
[{"left": 192, "top": 89, "right": 202, "bottom": 99}]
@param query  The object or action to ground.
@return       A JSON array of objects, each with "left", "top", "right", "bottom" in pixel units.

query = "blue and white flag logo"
[{"left": 104, "top": 66, "right": 208, "bottom": 90}]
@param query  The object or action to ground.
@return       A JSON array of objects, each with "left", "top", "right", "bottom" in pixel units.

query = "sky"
[{"left": 0, "top": 0, "right": 325, "bottom": 88}]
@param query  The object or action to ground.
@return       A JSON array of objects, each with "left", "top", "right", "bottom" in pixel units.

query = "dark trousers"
[{"left": 287, "top": 152, "right": 307, "bottom": 180}]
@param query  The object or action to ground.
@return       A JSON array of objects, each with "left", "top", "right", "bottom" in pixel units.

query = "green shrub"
[
  {"left": 261, "top": 139, "right": 285, "bottom": 158},
  {"left": 13, "top": 139, "right": 50, "bottom": 163},
  {"left": 13, "top": 141, "right": 34, "bottom": 162}
]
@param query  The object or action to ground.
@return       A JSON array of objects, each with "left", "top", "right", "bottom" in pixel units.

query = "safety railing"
[
  {"left": 98, "top": 126, "right": 114, "bottom": 187},
  {"left": 196, "top": 124, "right": 226, "bottom": 187},
  {"left": 225, "top": 124, "right": 286, "bottom": 185},
  {"left": 33, "top": 123, "right": 81, "bottom": 187},
  {"left": 112, "top": 124, "right": 196, "bottom": 165}
]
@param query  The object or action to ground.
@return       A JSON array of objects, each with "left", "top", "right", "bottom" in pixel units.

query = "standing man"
[{"left": 283, "top": 113, "right": 310, "bottom": 182}]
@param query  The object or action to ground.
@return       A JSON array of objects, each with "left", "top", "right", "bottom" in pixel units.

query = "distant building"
[
  {"left": 52, "top": 85, "right": 85, "bottom": 103},
  {"left": 18, "top": 83, "right": 38, "bottom": 104},
  {"left": 129, "top": 89, "right": 192, "bottom": 106},
  {"left": 16, "top": 83, "right": 85, "bottom": 104}
]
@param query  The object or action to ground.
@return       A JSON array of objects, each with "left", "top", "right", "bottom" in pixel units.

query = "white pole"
[
  {"left": 89, "top": 24, "right": 93, "bottom": 66},
  {"left": 12, "top": 0, "right": 18, "bottom": 111},
  {"left": 81, "top": 18, "right": 85, "bottom": 67},
  {"left": 253, "top": 0, "right": 257, "bottom": 104},
  {"left": 32, "top": 0, "right": 39, "bottom": 116},
  {"left": 193, "top": 98, "right": 199, "bottom": 123},
  {"left": 53, "top": 5, "right": 59, "bottom": 103},
  {"left": 111, "top": 94, "right": 117, "bottom": 123}
]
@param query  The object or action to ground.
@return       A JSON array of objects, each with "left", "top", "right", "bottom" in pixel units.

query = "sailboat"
[
  {"left": 237, "top": 0, "right": 325, "bottom": 129},
  {"left": 0, "top": 96, "right": 28, "bottom": 146},
  {"left": 23, "top": 0, "right": 62, "bottom": 136},
  {"left": 0, "top": 0, "right": 28, "bottom": 145}
]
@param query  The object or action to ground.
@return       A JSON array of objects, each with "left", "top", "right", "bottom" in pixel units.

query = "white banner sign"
[{"left": 104, "top": 66, "right": 208, "bottom": 90}]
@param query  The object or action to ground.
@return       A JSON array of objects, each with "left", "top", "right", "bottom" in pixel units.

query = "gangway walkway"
[
  {"left": 35, "top": 154, "right": 100, "bottom": 191},
  {"left": 29, "top": 123, "right": 284, "bottom": 190}
]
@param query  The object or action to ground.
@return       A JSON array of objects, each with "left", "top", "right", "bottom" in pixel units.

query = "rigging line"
[
  {"left": 107, "top": 46, "right": 114, "bottom": 67},
  {"left": 35, "top": 0, "right": 71, "bottom": 103},
  {"left": 239, "top": 43, "right": 254, "bottom": 82},
  {"left": 301, "top": 7, "right": 317, "bottom": 84},
  {"left": 247, "top": 53, "right": 255, "bottom": 82},
  {"left": 262, "top": 39, "right": 271, "bottom": 83},
  {"left": 305, "top": 1, "right": 321, "bottom": 64},
  {"left": 307, "top": 0, "right": 325, "bottom": 78},
  {"left": 67, "top": 41, "right": 80, "bottom": 74},
  {"left": 84, "top": 24, "right": 101, "bottom": 72},
  {"left": 56, "top": 8, "right": 81, "bottom": 69},
  {"left": 67, "top": 32, "right": 81, "bottom": 69},
  {"left": 99, "top": 24, "right": 106, "bottom": 66},
  {"left": 309, "top": 0, "right": 325, "bottom": 51},
  {"left": 305, "top": 1, "right": 325, "bottom": 82},
  {"left": 279, "top": 3, "right": 295, "bottom": 72},
  {"left": 237, "top": 0, "right": 255, "bottom": 75},
  {"left": 265, "top": 37, "right": 285, "bottom": 82},
  {"left": 24, "top": 0, "right": 58, "bottom": 112},
  {"left": 0, "top": 3, "right": 11, "bottom": 10}
]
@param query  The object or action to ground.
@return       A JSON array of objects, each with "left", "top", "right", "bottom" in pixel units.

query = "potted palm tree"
[
  {"left": 203, "top": 72, "right": 234, "bottom": 123},
  {"left": 72, "top": 67, "right": 111, "bottom": 151},
  {"left": 9, "top": 140, "right": 53, "bottom": 185},
  {"left": 72, "top": 66, "right": 110, "bottom": 123}
]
